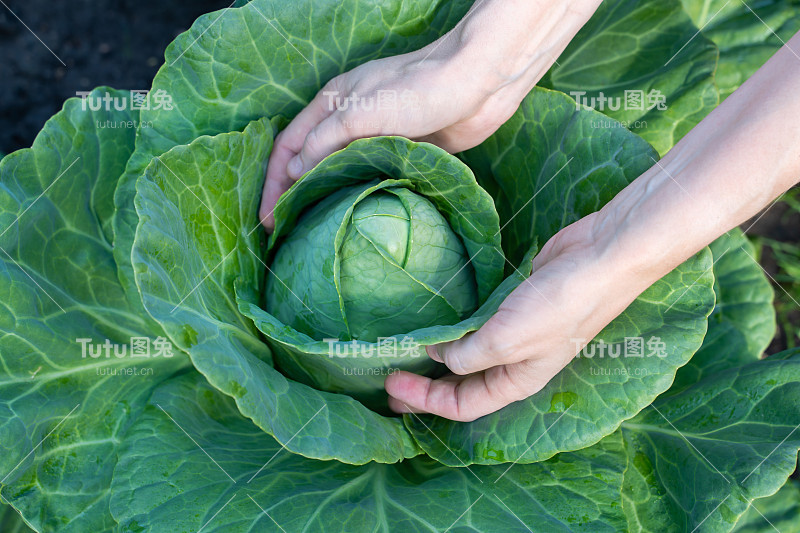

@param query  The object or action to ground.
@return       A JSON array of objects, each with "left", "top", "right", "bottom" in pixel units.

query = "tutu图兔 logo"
[
  {"left": 76, "top": 336, "right": 174, "bottom": 359},
  {"left": 570, "top": 336, "right": 668, "bottom": 358},
  {"left": 323, "top": 336, "right": 423, "bottom": 358},
  {"left": 570, "top": 90, "right": 667, "bottom": 112},
  {"left": 76, "top": 89, "right": 173, "bottom": 112}
]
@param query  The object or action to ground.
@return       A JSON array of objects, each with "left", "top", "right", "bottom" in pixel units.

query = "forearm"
[
  {"left": 595, "top": 31, "right": 800, "bottom": 292},
  {"left": 430, "top": 0, "right": 603, "bottom": 96}
]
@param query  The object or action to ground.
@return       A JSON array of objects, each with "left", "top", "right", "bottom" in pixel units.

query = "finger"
[
  {"left": 387, "top": 397, "right": 427, "bottom": 414},
  {"left": 431, "top": 308, "right": 530, "bottom": 375},
  {"left": 385, "top": 364, "right": 543, "bottom": 422},
  {"left": 415, "top": 132, "right": 459, "bottom": 154},
  {"left": 289, "top": 109, "right": 379, "bottom": 180},
  {"left": 425, "top": 344, "right": 443, "bottom": 363},
  {"left": 387, "top": 372, "right": 461, "bottom": 414},
  {"left": 259, "top": 132, "right": 295, "bottom": 231},
  {"left": 259, "top": 88, "right": 337, "bottom": 230},
  {"left": 386, "top": 371, "right": 464, "bottom": 416}
]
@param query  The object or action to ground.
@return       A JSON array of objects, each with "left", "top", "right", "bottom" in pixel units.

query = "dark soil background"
[
  {"left": 745, "top": 194, "right": 800, "bottom": 355},
  {"left": 0, "top": 0, "right": 229, "bottom": 154},
  {"left": 0, "top": 1, "right": 797, "bottom": 352}
]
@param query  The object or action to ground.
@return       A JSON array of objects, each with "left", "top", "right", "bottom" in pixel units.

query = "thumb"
[{"left": 430, "top": 309, "right": 526, "bottom": 375}]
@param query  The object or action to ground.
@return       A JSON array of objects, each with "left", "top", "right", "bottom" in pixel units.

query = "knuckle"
[
  {"left": 452, "top": 390, "right": 479, "bottom": 423},
  {"left": 493, "top": 366, "right": 534, "bottom": 404},
  {"left": 443, "top": 350, "right": 471, "bottom": 376},
  {"left": 341, "top": 109, "right": 376, "bottom": 136},
  {"left": 321, "top": 75, "right": 344, "bottom": 95},
  {"left": 337, "top": 111, "right": 360, "bottom": 134},
  {"left": 480, "top": 310, "right": 518, "bottom": 361},
  {"left": 303, "top": 127, "right": 325, "bottom": 156}
]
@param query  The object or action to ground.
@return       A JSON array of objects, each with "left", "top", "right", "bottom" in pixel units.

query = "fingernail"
[
  {"left": 287, "top": 156, "right": 303, "bottom": 178},
  {"left": 426, "top": 344, "right": 443, "bottom": 363}
]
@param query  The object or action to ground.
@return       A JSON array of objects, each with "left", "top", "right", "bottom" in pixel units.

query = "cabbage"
[{"left": 1, "top": 1, "right": 798, "bottom": 532}]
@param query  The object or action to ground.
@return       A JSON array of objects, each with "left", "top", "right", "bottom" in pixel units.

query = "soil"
[
  {"left": 0, "top": 0, "right": 229, "bottom": 154},
  {"left": 741, "top": 189, "right": 800, "bottom": 355}
]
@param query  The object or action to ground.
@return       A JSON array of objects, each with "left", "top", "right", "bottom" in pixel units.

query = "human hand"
[
  {"left": 259, "top": 0, "right": 603, "bottom": 230},
  {"left": 258, "top": 48, "right": 527, "bottom": 231},
  {"left": 384, "top": 212, "right": 645, "bottom": 422},
  {"left": 385, "top": 30, "right": 800, "bottom": 422}
]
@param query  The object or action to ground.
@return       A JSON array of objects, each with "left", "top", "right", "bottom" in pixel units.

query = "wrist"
[
  {"left": 452, "top": 0, "right": 602, "bottom": 93},
  {"left": 588, "top": 166, "right": 692, "bottom": 295},
  {"left": 595, "top": 31, "right": 800, "bottom": 282}
]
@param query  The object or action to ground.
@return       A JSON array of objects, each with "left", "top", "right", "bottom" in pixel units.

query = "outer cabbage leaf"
[
  {"left": 406, "top": 88, "right": 715, "bottom": 467},
  {"left": 621, "top": 349, "right": 800, "bottom": 532},
  {"left": 670, "top": 229, "right": 775, "bottom": 392},
  {"left": 111, "top": 372, "right": 630, "bottom": 533},
  {"left": 680, "top": 0, "right": 800, "bottom": 100},
  {"left": 541, "top": 0, "right": 719, "bottom": 155},
  {"left": 732, "top": 479, "right": 800, "bottom": 533},
  {"left": 704, "top": 229, "right": 776, "bottom": 355},
  {"left": 0, "top": 89, "right": 189, "bottom": 532},
  {"left": 112, "top": 0, "right": 471, "bottom": 303},
  {"left": 131, "top": 119, "right": 421, "bottom": 464}
]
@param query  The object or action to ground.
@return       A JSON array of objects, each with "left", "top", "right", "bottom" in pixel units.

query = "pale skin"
[{"left": 260, "top": 0, "right": 800, "bottom": 422}]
